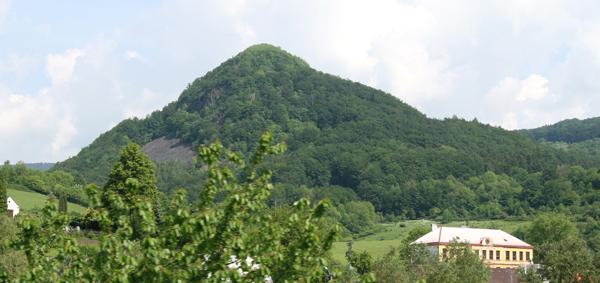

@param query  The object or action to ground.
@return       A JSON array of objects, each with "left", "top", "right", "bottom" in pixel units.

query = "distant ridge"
[
  {"left": 24, "top": 163, "right": 54, "bottom": 171},
  {"left": 523, "top": 117, "right": 600, "bottom": 143}
]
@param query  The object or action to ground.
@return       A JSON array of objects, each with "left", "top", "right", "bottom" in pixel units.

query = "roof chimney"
[{"left": 432, "top": 223, "right": 438, "bottom": 231}]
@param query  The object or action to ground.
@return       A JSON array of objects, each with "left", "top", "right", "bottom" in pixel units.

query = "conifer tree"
[
  {"left": 58, "top": 195, "right": 68, "bottom": 213},
  {"left": 101, "top": 143, "right": 160, "bottom": 238},
  {"left": 0, "top": 175, "right": 7, "bottom": 214},
  {"left": 102, "top": 143, "right": 158, "bottom": 206},
  {"left": 0, "top": 162, "right": 8, "bottom": 214}
]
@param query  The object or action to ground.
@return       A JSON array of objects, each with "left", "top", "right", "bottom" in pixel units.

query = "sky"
[{"left": 2, "top": 0, "right": 600, "bottom": 162}]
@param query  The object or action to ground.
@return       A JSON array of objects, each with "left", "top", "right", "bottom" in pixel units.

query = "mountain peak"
[
  {"left": 226, "top": 43, "right": 310, "bottom": 70},
  {"left": 243, "top": 43, "right": 284, "bottom": 52}
]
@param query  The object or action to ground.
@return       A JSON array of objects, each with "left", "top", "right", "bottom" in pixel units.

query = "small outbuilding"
[{"left": 6, "top": 196, "right": 20, "bottom": 218}]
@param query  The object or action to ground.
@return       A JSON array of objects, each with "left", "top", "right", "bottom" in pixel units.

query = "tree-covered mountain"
[
  {"left": 523, "top": 117, "right": 600, "bottom": 161},
  {"left": 524, "top": 117, "right": 600, "bottom": 143},
  {"left": 53, "top": 44, "right": 599, "bottom": 214}
]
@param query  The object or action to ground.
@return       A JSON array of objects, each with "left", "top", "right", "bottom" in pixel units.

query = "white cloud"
[
  {"left": 0, "top": 86, "right": 67, "bottom": 161},
  {"left": 125, "top": 50, "right": 142, "bottom": 61},
  {"left": 51, "top": 114, "right": 77, "bottom": 156},
  {"left": 484, "top": 73, "right": 589, "bottom": 129},
  {"left": 515, "top": 75, "right": 549, "bottom": 101},
  {"left": 489, "top": 74, "right": 549, "bottom": 102},
  {"left": 46, "top": 49, "right": 85, "bottom": 85}
]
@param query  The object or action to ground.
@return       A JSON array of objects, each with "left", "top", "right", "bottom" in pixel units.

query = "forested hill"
[
  {"left": 53, "top": 44, "right": 597, "bottom": 208},
  {"left": 522, "top": 117, "right": 600, "bottom": 161},
  {"left": 524, "top": 117, "right": 600, "bottom": 143}
]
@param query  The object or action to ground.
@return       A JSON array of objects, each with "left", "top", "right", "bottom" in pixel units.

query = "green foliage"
[
  {"left": 524, "top": 116, "right": 600, "bottom": 143},
  {"left": 102, "top": 143, "right": 158, "bottom": 206},
  {"left": 58, "top": 195, "right": 67, "bottom": 213},
  {"left": 538, "top": 237, "right": 595, "bottom": 282},
  {"left": 6, "top": 132, "right": 339, "bottom": 282},
  {"left": 426, "top": 242, "right": 490, "bottom": 283},
  {"left": 368, "top": 240, "right": 488, "bottom": 283},
  {"left": 0, "top": 163, "right": 7, "bottom": 213},
  {"left": 335, "top": 201, "right": 380, "bottom": 234},
  {"left": 520, "top": 213, "right": 579, "bottom": 250},
  {"left": 516, "top": 213, "right": 598, "bottom": 282},
  {"left": 345, "top": 242, "right": 373, "bottom": 275},
  {"left": 0, "top": 216, "right": 27, "bottom": 278},
  {"left": 0, "top": 160, "right": 87, "bottom": 207}
]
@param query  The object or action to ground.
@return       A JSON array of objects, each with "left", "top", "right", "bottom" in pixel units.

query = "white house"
[{"left": 6, "top": 196, "right": 20, "bottom": 218}]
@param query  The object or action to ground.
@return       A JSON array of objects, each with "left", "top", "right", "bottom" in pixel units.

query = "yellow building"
[{"left": 412, "top": 225, "right": 533, "bottom": 269}]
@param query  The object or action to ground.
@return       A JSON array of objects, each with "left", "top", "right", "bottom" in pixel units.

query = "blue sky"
[{"left": 2, "top": 0, "right": 600, "bottom": 162}]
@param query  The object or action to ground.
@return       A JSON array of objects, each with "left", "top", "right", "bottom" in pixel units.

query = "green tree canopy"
[
  {"left": 538, "top": 236, "right": 595, "bottom": 283},
  {"left": 0, "top": 173, "right": 7, "bottom": 214},
  {"left": 102, "top": 143, "right": 158, "bottom": 206},
  {"left": 427, "top": 241, "right": 490, "bottom": 283}
]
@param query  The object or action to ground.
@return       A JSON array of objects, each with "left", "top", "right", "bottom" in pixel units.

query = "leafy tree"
[
  {"left": 58, "top": 194, "right": 67, "bottom": 213},
  {"left": 102, "top": 143, "right": 158, "bottom": 206},
  {"left": 0, "top": 216, "right": 27, "bottom": 279},
  {"left": 537, "top": 236, "right": 595, "bottom": 283},
  {"left": 0, "top": 172, "right": 6, "bottom": 214},
  {"left": 426, "top": 241, "right": 490, "bottom": 283},
  {"left": 336, "top": 201, "right": 381, "bottom": 234},
  {"left": 371, "top": 250, "right": 418, "bottom": 283},
  {"left": 345, "top": 242, "right": 373, "bottom": 275},
  {"left": 522, "top": 213, "right": 579, "bottom": 251}
]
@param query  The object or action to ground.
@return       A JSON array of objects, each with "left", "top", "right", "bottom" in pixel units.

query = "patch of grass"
[
  {"left": 331, "top": 219, "right": 530, "bottom": 264},
  {"left": 331, "top": 239, "right": 403, "bottom": 264},
  {"left": 7, "top": 188, "right": 87, "bottom": 214}
]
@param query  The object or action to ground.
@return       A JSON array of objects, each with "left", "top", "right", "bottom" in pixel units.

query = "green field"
[
  {"left": 7, "top": 188, "right": 87, "bottom": 214},
  {"left": 331, "top": 219, "right": 529, "bottom": 264}
]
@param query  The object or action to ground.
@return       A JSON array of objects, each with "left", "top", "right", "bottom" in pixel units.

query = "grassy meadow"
[
  {"left": 330, "top": 219, "right": 529, "bottom": 264},
  {"left": 7, "top": 188, "right": 87, "bottom": 214}
]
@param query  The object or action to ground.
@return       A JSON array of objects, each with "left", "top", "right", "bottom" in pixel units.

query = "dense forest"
[
  {"left": 52, "top": 44, "right": 600, "bottom": 219},
  {"left": 524, "top": 117, "right": 600, "bottom": 143},
  {"left": 523, "top": 117, "right": 600, "bottom": 162}
]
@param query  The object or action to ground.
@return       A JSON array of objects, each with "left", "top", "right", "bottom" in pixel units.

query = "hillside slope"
[
  {"left": 7, "top": 188, "right": 86, "bottom": 213},
  {"left": 524, "top": 117, "right": 600, "bottom": 143},
  {"left": 53, "top": 44, "right": 597, "bottom": 210},
  {"left": 523, "top": 117, "right": 600, "bottom": 160}
]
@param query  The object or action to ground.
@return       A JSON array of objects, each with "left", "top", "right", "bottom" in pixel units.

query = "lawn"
[
  {"left": 331, "top": 219, "right": 529, "bottom": 264},
  {"left": 7, "top": 188, "right": 87, "bottom": 214}
]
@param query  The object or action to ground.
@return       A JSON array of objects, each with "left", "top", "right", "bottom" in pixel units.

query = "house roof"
[
  {"left": 7, "top": 196, "right": 19, "bottom": 209},
  {"left": 412, "top": 226, "right": 532, "bottom": 248}
]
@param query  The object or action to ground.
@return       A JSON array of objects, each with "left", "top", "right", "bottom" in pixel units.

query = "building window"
[
  {"left": 526, "top": 252, "right": 530, "bottom": 261},
  {"left": 496, "top": 250, "right": 500, "bottom": 260},
  {"left": 506, "top": 251, "right": 510, "bottom": 261},
  {"left": 443, "top": 248, "right": 448, "bottom": 258},
  {"left": 513, "top": 251, "right": 517, "bottom": 261},
  {"left": 482, "top": 250, "right": 487, "bottom": 259},
  {"left": 519, "top": 251, "right": 523, "bottom": 261},
  {"left": 489, "top": 250, "right": 493, "bottom": 260}
]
